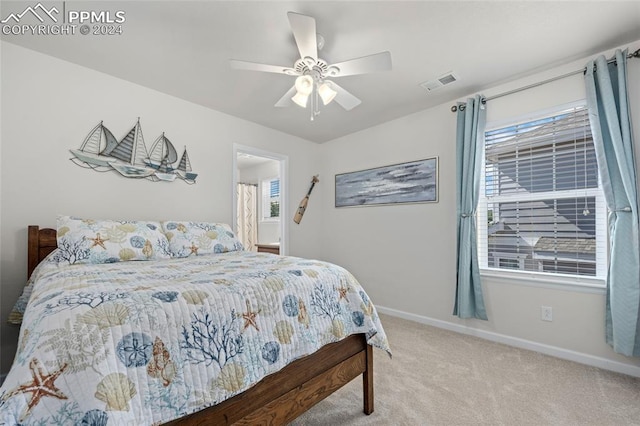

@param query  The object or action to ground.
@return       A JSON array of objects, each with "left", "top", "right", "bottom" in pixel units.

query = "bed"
[{"left": 1, "top": 220, "right": 390, "bottom": 425}]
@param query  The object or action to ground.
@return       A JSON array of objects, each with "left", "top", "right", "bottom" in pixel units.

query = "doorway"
[{"left": 233, "top": 144, "right": 288, "bottom": 255}]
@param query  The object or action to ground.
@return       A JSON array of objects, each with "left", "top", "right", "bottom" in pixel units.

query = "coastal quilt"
[{"left": 0, "top": 251, "right": 390, "bottom": 425}]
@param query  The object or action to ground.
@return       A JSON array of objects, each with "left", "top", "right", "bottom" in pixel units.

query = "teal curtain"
[
  {"left": 454, "top": 95, "right": 488, "bottom": 320},
  {"left": 585, "top": 49, "right": 640, "bottom": 357}
]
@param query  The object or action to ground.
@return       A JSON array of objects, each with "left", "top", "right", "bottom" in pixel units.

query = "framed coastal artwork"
[{"left": 335, "top": 157, "right": 438, "bottom": 207}]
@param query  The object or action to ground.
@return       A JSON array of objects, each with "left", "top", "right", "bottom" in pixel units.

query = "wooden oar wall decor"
[{"left": 293, "top": 175, "right": 319, "bottom": 224}]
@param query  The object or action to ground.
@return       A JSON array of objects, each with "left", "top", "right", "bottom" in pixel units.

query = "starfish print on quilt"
[
  {"left": 241, "top": 299, "right": 260, "bottom": 332},
  {"left": 337, "top": 284, "right": 350, "bottom": 302},
  {"left": 2, "top": 358, "right": 68, "bottom": 422}
]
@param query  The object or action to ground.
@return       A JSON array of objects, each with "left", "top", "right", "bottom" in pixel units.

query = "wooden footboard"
[
  {"left": 166, "top": 333, "right": 373, "bottom": 425},
  {"left": 27, "top": 225, "right": 375, "bottom": 425}
]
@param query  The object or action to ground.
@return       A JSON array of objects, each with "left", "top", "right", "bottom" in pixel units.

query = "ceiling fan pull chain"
[
  {"left": 310, "top": 87, "right": 314, "bottom": 121},
  {"left": 314, "top": 85, "right": 320, "bottom": 118}
]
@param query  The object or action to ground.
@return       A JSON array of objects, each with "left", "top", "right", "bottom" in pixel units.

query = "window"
[
  {"left": 262, "top": 177, "right": 280, "bottom": 221},
  {"left": 478, "top": 103, "right": 607, "bottom": 282}
]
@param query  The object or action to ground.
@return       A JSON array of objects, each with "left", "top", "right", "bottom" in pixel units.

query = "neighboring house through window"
[
  {"left": 478, "top": 103, "right": 607, "bottom": 283},
  {"left": 262, "top": 177, "right": 280, "bottom": 221}
]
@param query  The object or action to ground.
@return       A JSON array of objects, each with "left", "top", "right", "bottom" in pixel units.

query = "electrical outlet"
[{"left": 541, "top": 306, "right": 553, "bottom": 322}]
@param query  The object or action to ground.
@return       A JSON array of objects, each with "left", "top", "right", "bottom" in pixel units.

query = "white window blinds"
[
  {"left": 478, "top": 104, "right": 607, "bottom": 279},
  {"left": 262, "top": 178, "right": 280, "bottom": 220}
]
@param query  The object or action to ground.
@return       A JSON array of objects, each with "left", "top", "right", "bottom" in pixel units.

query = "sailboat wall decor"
[
  {"left": 176, "top": 148, "right": 198, "bottom": 181},
  {"left": 70, "top": 119, "right": 198, "bottom": 184}
]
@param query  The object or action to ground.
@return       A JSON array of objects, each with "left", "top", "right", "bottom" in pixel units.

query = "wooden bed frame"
[{"left": 27, "top": 225, "right": 374, "bottom": 425}]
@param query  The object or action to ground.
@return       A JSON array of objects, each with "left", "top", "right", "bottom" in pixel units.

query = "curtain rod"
[
  {"left": 451, "top": 48, "right": 640, "bottom": 112},
  {"left": 238, "top": 182, "right": 258, "bottom": 187}
]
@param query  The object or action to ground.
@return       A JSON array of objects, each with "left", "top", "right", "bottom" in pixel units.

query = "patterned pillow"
[
  {"left": 56, "top": 216, "right": 171, "bottom": 264},
  {"left": 161, "top": 221, "right": 244, "bottom": 257}
]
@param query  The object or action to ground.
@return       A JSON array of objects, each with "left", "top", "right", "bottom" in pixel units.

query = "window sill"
[{"left": 480, "top": 268, "right": 606, "bottom": 294}]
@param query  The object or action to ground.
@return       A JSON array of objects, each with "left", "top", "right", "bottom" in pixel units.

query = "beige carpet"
[{"left": 291, "top": 314, "right": 640, "bottom": 426}]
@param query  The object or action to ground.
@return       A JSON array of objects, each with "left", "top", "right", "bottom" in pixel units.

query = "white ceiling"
[{"left": 2, "top": 1, "right": 640, "bottom": 143}]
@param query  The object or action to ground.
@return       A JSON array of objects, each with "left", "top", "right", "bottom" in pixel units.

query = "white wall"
[
  {"left": 238, "top": 160, "right": 281, "bottom": 245},
  {"left": 0, "top": 42, "right": 322, "bottom": 373},
  {"left": 319, "top": 41, "right": 640, "bottom": 374}
]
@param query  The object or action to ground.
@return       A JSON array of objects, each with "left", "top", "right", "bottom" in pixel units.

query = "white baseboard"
[{"left": 376, "top": 305, "right": 640, "bottom": 378}]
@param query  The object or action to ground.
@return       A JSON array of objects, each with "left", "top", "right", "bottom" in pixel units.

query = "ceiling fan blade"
[
  {"left": 329, "top": 51, "right": 392, "bottom": 77},
  {"left": 230, "top": 59, "right": 295, "bottom": 75},
  {"left": 287, "top": 12, "right": 317, "bottom": 61},
  {"left": 329, "top": 82, "right": 362, "bottom": 111},
  {"left": 275, "top": 86, "right": 297, "bottom": 107}
]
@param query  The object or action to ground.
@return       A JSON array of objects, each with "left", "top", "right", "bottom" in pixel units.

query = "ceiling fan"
[{"left": 230, "top": 12, "right": 392, "bottom": 120}]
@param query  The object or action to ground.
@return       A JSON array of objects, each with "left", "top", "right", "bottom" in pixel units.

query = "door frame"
[{"left": 232, "top": 143, "right": 289, "bottom": 255}]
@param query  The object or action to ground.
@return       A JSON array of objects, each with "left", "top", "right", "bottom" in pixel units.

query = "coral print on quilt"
[{"left": 0, "top": 248, "right": 390, "bottom": 425}]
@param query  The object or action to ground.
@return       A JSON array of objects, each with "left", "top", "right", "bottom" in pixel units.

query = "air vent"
[
  {"left": 438, "top": 73, "right": 457, "bottom": 85},
  {"left": 420, "top": 71, "right": 458, "bottom": 93}
]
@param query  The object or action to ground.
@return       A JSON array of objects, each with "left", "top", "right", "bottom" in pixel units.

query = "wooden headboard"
[{"left": 28, "top": 226, "right": 57, "bottom": 279}]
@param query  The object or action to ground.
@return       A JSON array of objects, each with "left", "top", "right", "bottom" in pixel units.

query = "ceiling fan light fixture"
[
  {"left": 291, "top": 92, "right": 309, "bottom": 108},
  {"left": 230, "top": 12, "right": 392, "bottom": 118},
  {"left": 294, "top": 75, "right": 314, "bottom": 96},
  {"left": 318, "top": 82, "right": 337, "bottom": 105}
]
